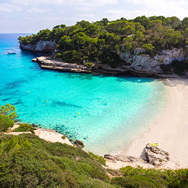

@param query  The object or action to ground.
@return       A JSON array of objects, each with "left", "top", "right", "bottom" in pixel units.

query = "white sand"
[
  {"left": 34, "top": 128, "right": 73, "bottom": 146},
  {"left": 107, "top": 78, "right": 188, "bottom": 169},
  {"left": 7, "top": 126, "right": 73, "bottom": 146}
]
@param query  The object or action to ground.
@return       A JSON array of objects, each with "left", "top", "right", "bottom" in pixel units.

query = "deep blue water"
[{"left": 0, "top": 33, "right": 167, "bottom": 154}]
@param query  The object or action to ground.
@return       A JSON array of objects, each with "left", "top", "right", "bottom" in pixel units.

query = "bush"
[
  {"left": 13, "top": 123, "right": 34, "bottom": 133},
  {"left": 89, "top": 152, "right": 106, "bottom": 166},
  {"left": 111, "top": 176, "right": 165, "bottom": 188},
  {"left": 0, "top": 134, "right": 110, "bottom": 187},
  {"left": 0, "top": 103, "right": 17, "bottom": 132},
  {"left": 85, "top": 62, "right": 94, "bottom": 68},
  {"left": 61, "top": 135, "right": 66, "bottom": 139}
]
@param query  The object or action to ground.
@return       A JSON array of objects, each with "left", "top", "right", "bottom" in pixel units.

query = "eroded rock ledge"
[
  {"left": 104, "top": 144, "right": 170, "bottom": 168},
  {"left": 33, "top": 56, "right": 92, "bottom": 73},
  {"left": 32, "top": 56, "right": 179, "bottom": 77}
]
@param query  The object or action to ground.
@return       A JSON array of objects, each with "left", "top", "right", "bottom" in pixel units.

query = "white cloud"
[
  {"left": 10, "top": 0, "right": 65, "bottom": 5},
  {"left": 27, "top": 8, "right": 50, "bottom": 13},
  {"left": 10, "top": 0, "right": 118, "bottom": 6},
  {"left": 70, "top": 0, "right": 118, "bottom": 7},
  {"left": 105, "top": 0, "right": 188, "bottom": 21},
  {"left": 74, "top": 7, "right": 95, "bottom": 12},
  {"left": 0, "top": 3, "right": 21, "bottom": 12},
  {"left": 78, "top": 14, "right": 95, "bottom": 19},
  {"left": 124, "top": 0, "right": 188, "bottom": 19},
  {"left": 105, "top": 9, "right": 143, "bottom": 20}
]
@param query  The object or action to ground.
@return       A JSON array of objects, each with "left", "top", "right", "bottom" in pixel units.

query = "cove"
[{"left": 0, "top": 34, "right": 167, "bottom": 155}]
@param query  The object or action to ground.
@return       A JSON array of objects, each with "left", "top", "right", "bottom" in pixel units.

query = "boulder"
[
  {"left": 74, "top": 140, "right": 84, "bottom": 148},
  {"left": 144, "top": 144, "right": 169, "bottom": 166}
]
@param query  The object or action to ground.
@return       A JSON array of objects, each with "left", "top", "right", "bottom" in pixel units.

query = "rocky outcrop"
[
  {"left": 33, "top": 56, "right": 91, "bottom": 73},
  {"left": 120, "top": 47, "right": 188, "bottom": 75},
  {"left": 104, "top": 154, "right": 144, "bottom": 163},
  {"left": 105, "top": 144, "right": 170, "bottom": 168},
  {"left": 20, "top": 40, "right": 56, "bottom": 52},
  {"left": 74, "top": 140, "right": 84, "bottom": 148},
  {"left": 24, "top": 43, "right": 188, "bottom": 77},
  {"left": 144, "top": 144, "right": 170, "bottom": 166}
]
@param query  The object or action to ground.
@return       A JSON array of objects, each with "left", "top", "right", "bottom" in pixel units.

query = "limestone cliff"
[
  {"left": 20, "top": 40, "right": 57, "bottom": 52},
  {"left": 21, "top": 41, "right": 188, "bottom": 77},
  {"left": 119, "top": 47, "right": 188, "bottom": 75}
]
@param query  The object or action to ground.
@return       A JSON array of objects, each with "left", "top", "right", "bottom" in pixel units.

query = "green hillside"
[{"left": 18, "top": 16, "right": 188, "bottom": 68}]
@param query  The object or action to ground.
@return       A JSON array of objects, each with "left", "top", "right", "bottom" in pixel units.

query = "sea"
[{"left": 0, "top": 33, "right": 168, "bottom": 155}]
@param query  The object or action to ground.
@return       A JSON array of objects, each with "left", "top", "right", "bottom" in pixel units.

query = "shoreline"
[
  {"left": 107, "top": 78, "right": 188, "bottom": 169},
  {"left": 32, "top": 56, "right": 180, "bottom": 78},
  {"left": 6, "top": 78, "right": 188, "bottom": 170}
]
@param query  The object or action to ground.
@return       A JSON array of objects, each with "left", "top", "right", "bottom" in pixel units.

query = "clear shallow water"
[{"left": 0, "top": 33, "right": 167, "bottom": 155}]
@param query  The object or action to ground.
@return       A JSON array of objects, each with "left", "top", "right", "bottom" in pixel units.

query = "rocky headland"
[{"left": 21, "top": 41, "right": 188, "bottom": 78}]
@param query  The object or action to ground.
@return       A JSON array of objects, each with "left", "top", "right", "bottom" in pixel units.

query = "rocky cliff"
[
  {"left": 120, "top": 47, "right": 188, "bottom": 75},
  {"left": 21, "top": 40, "right": 188, "bottom": 77},
  {"left": 20, "top": 40, "right": 57, "bottom": 52}
]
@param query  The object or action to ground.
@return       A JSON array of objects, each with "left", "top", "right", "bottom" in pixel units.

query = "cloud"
[
  {"left": 124, "top": 0, "right": 188, "bottom": 19},
  {"left": 10, "top": 0, "right": 65, "bottom": 5},
  {"left": 74, "top": 7, "right": 95, "bottom": 12},
  {"left": 10, "top": 0, "right": 118, "bottom": 6},
  {"left": 105, "top": 0, "right": 188, "bottom": 20},
  {"left": 27, "top": 8, "right": 50, "bottom": 13},
  {"left": 70, "top": 0, "right": 118, "bottom": 7},
  {"left": 105, "top": 9, "right": 143, "bottom": 20},
  {"left": 78, "top": 14, "right": 95, "bottom": 19},
  {"left": 0, "top": 3, "right": 21, "bottom": 12}
]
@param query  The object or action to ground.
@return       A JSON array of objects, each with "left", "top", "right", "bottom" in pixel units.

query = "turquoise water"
[{"left": 0, "top": 34, "right": 167, "bottom": 155}]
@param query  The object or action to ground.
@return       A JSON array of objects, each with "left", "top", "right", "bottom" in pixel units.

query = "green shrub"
[
  {"left": 0, "top": 134, "right": 110, "bottom": 187},
  {"left": 89, "top": 152, "right": 106, "bottom": 166},
  {"left": 13, "top": 123, "right": 34, "bottom": 133},
  {"left": 61, "top": 135, "right": 66, "bottom": 139},
  {"left": 85, "top": 62, "right": 94, "bottom": 68},
  {"left": 0, "top": 103, "right": 17, "bottom": 132},
  {"left": 111, "top": 176, "right": 165, "bottom": 188}
]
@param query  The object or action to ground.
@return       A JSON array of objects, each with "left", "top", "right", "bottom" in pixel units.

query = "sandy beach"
[{"left": 107, "top": 78, "right": 188, "bottom": 169}]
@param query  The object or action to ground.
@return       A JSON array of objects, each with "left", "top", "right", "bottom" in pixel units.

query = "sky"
[{"left": 0, "top": 0, "right": 187, "bottom": 33}]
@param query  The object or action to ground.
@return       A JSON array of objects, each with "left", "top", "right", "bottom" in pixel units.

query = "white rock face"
[
  {"left": 120, "top": 48, "right": 188, "bottom": 74},
  {"left": 20, "top": 40, "right": 56, "bottom": 52}
]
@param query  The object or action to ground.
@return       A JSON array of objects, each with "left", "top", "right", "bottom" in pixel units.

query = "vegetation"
[
  {"left": 0, "top": 134, "right": 188, "bottom": 188},
  {"left": 0, "top": 134, "right": 111, "bottom": 188},
  {"left": 19, "top": 16, "right": 188, "bottom": 68},
  {"left": 0, "top": 103, "right": 188, "bottom": 187},
  {"left": 13, "top": 123, "right": 34, "bottom": 133},
  {"left": 0, "top": 103, "right": 17, "bottom": 132}
]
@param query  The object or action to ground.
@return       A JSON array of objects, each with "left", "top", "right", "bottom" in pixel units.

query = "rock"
[
  {"left": 144, "top": 144, "right": 169, "bottom": 166},
  {"left": 32, "top": 58, "right": 37, "bottom": 62},
  {"left": 104, "top": 154, "right": 116, "bottom": 162},
  {"left": 20, "top": 40, "right": 57, "bottom": 52},
  {"left": 104, "top": 154, "right": 143, "bottom": 163},
  {"left": 120, "top": 47, "right": 188, "bottom": 75},
  {"left": 74, "top": 140, "right": 84, "bottom": 148}
]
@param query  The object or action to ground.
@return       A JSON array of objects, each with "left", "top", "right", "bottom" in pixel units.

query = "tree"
[
  {"left": 57, "top": 35, "right": 73, "bottom": 50},
  {"left": 134, "top": 16, "right": 151, "bottom": 29},
  {"left": 184, "top": 27, "right": 188, "bottom": 44},
  {"left": 142, "top": 43, "right": 155, "bottom": 54},
  {"left": 77, "top": 20, "right": 91, "bottom": 28},
  {"left": 134, "top": 31, "right": 144, "bottom": 41},
  {"left": 164, "top": 29, "right": 182, "bottom": 47},
  {"left": 0, "top": 103, "right": 17, "bottom": 132},
  {"left": 182, "top": 17, "right": 188, "bottom": 29},
  {"left": 125, "top": 42, "right": 132, "bottom": 52},
  {"left": 101, "top": 18, "right": 109, "bottom": 26}
]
